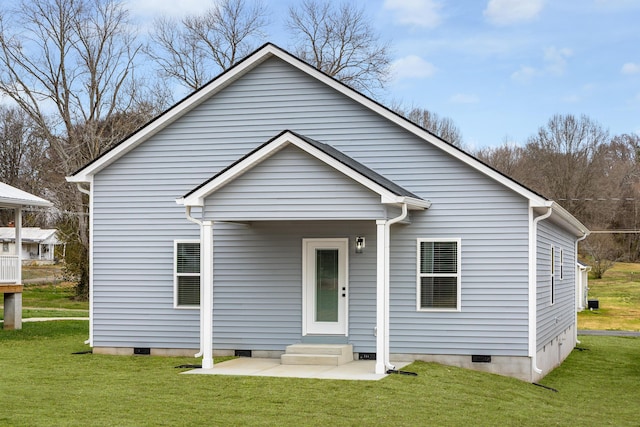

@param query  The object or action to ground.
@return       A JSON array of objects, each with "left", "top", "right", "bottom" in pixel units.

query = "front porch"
[
  {"left": 185, "top": 356, "right": 411, "bottom": 381},
  {"left": 0, "top": 181, "right": 53, "bottom": 330},
  {"left": 176, "top": 131, "right": 431, "bottom": 374}
]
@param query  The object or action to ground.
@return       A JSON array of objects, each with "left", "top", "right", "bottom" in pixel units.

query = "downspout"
[
  {"left": 76, "top": 183, "right": 92, "bottom": 346},
  {"left": 382, "top": 203, "right": 409, "bottom": 372},
  {"left": 184, "top": 207, "right": 204, "bottom": 359},
  {"left": 529, "top": 205, "right": 553, "bottom": 377},
  {"left": 574, "top": 233, "right": 588, "bottom": 345}
]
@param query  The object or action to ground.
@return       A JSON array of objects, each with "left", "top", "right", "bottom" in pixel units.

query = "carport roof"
[{"left": 0, "top": 182, "right": 52, "bottom": 208}]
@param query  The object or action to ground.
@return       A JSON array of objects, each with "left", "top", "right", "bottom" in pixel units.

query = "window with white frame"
[
  {"left": 417, "top": 238, "right": 461, "bottom": 310},
  {"left": 174, "top": 240, "right": 200, "bottom": 308}
]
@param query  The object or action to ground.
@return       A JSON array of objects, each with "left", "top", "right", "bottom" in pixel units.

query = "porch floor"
[{"left": 183, "top": 358, "right": 410, "bottom": 381}]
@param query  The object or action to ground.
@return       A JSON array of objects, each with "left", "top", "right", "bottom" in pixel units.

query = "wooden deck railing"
[{"left": 0, "top": 255, "right": 19, "bottom": 283}]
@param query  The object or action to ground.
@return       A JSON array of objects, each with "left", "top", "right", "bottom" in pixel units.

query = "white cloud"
[
  {"left": 621, "top": 63, "right": 640, "bottom": 75},
  {"left": 483, "top": 0, "right": 544, "bottom": 26},
  {"left": 511, "top": 65, "right": 537, "bottom": 83},
  {"left": 383, "top": 0, "right": 443, "bottom": 29},
  {"left": 391, "top": 55, "right": 437, "bottom": 80},
  {"left": 449, "top": 93, "right": 479, "bottom": 104},
  {"left": 544, "top": 46, "right": 572, "bottom": 75},
  {"left": 510, "top": 46, "right": 571, "bottom": 83}
]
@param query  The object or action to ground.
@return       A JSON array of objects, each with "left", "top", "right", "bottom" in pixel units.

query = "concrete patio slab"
[{"left": 183, "top": 358, "right": 410, "bottom": 381}]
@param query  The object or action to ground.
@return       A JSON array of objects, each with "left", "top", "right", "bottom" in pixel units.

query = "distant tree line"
[
  {"left": 0, "top": 0, "right": 632, "bottom": 296},
  {"left": 477, "top": 115, "right": 640, "bottom": 276}
]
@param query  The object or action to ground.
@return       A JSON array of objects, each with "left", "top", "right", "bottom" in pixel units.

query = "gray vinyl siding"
[
  {"left": 212, "top": 221, "right": 376, "bottom": 350},
  {"left": 91, "top": 55, "right": 530, "bottom": 355},
  {"left": 203, "top": 144, "right": 387, "bottom": 220},
  {"left": 536, "top": 219, "right": 576, "bottom": 350}
]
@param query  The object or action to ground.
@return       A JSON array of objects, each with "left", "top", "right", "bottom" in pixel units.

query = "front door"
[{"left": 303, "top": 238, "right": 348, "bottom": 336}]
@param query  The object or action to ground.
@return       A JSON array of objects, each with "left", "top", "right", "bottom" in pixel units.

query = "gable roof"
[
  {"left": 65, "top": 42, "right": 587, "bottom": 236},
  {"left": 0, "top": 182, "right": 52, "bottom": 208},
  {"left": 178, "top": 130, "right": 430, "bottom": 210}
]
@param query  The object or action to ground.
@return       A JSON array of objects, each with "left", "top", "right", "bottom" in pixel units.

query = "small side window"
[{"left": 174, "top": 240, "right": 200, "bottom": 308}]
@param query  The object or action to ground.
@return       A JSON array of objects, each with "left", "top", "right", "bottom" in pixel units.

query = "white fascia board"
[
  {"left": 531, "top": 200, "right": 589, "bottom": 237},
  {"left": 179, "top": 131, "right": 428, "bottom": 209},
  {"left": 0, "top": 182, "right": 53, "bottom": 208},
  {"left": 286, "top": 135, "right": 417, "bottom": 206},
  {"left": 68, "top": 47, "right": 279, "bottom": 182},
  {"left": 549, "top": 201, "right": 590, "bottom": 237},
  {"left": 180, "top": 134, "right": 292, "bottom": 206},
  {"left": 69, "top": 43, "right": 548, "bottom": 205},
  {"left": 271, "top": 49, "right": 548, "bottom": 205}
]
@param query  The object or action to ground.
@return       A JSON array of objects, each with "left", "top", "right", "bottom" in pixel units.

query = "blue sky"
[{"left": 128, "top": 0, "right": 640, "bottom": 149}]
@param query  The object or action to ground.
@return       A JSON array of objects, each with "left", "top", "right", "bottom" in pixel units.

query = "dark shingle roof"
[{"left": 183, "top": 130, "right": 424, "bottom": 202}]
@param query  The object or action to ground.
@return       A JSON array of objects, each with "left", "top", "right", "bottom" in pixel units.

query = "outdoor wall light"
[{"left": 355, "top": 236, "right": 365, "bottom": 254}]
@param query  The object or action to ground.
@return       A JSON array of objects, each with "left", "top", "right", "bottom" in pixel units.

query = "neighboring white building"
[
  {"left": 0, "top": 181, "right": 53, "bottom": 330},
  {"left": 0, "top": 227, "right": 62, "bottom": 262}
]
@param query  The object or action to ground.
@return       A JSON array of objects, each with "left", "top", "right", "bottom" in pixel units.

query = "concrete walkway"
[
  {"left": 578, "top": 330, "right": 640, "bottom": 337},
  {"left": 185, "top": 358, "right": 411, "bottom": 381}
]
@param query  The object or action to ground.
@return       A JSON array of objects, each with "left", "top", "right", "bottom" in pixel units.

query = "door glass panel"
[{"left": 315, "top": 249, "right": 339, "bottom": 322}]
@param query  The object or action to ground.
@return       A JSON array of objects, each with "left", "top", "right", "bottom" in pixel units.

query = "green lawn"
[
  {"left": 0, "top": 283, "right": 88, "bottom": 320},
  {"left": 0, "top": 265, "right": 88, "bottom": 320},
  {"left": 0, "top": 321, "right": 638, "bottom": 426},
  {"left": 578, "top": 262, "right": 640, "bottom": 331}
]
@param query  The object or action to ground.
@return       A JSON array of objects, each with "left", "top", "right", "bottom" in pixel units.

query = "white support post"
[
  {"left": 201, "top": 220, "right": 214, "bottom": 369},
  {"left": 375, "top": 220, "right": 387, "bottom": 374},
  {"left": 15, "top": 207, "right": 21, "bottom": 284}
]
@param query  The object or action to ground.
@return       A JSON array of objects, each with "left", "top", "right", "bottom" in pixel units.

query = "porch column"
[
  {"left": 4, "top": 207, "right": 23, "bottom": 330},
  {"left": 201, "top": 220, "right": 214, "bottom": 369},
  {"left": 15, "top": 207, "right": 21, "bottom": 284},
  {"left": 375, "top": 219, "right": 387, "bottom": 374}
]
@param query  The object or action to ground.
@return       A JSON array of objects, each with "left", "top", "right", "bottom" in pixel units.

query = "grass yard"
[
  {"left": 0, "top": 321, "right": 638, "bottom": 426},
  {"left": 0, "top": 283, "right": 88, "bottom": 321},
  {"left": 1, "top": 265, "right": 88, "bottom": 320},
  {"left": 578, "top": 262, "right": 640, "bottom": 331}
]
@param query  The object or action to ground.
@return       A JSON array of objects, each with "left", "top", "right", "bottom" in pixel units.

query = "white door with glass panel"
[{"left": 303, "top": 239, "right": 348, "bottom": 335}]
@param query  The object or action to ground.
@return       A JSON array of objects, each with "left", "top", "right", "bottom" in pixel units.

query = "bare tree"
[
  {"left": 286, "top": 0, "right": 390, "bottom": 96},
  {"left": 583, "top": 234, "right": 618, "bottom": 279},
  {"left": 476, "top": 138, "right": 526, "bottom": 179},
  {"left": 0, "top": 0, "right": 152, "bottom": 298},
  {"left": 0, "top": 106, "right": 51, "bottom": 227},
  {"left": 0, "top": 106, "right": 48, "bottom": 193},
  {"left": 147, "top": 0, "right": 268, "bottom": 91},
  {"left": 523, "top": 114, "right": 609, "bottom": 220},
  {"left": 401, "top": 107, "right": 464, "bottom": 148}
]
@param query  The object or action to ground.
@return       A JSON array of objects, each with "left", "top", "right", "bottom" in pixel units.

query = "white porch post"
[
  {"left": 375, "top": 219, "right": 387, "bottom": 374},
  {"left": 4, "top": 207, "right": 23, "bottom": 330},
  {"left": 15, "top": 207, "right": 21, "bottom": 284},
  {"left": 201, "top": 220, "right": 214, "bottom": 369}
]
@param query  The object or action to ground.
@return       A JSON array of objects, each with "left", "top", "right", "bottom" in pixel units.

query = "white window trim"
[
  {"left": 416, "top": 238, "right": 462, "bottom": 312},
  {"left": 174, "top": 239, "right": 200, "bottom": 310}
]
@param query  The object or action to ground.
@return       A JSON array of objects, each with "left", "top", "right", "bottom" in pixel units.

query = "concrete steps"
[{"left": 281, "top": 344, "right": 354, "bottom": 366}]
